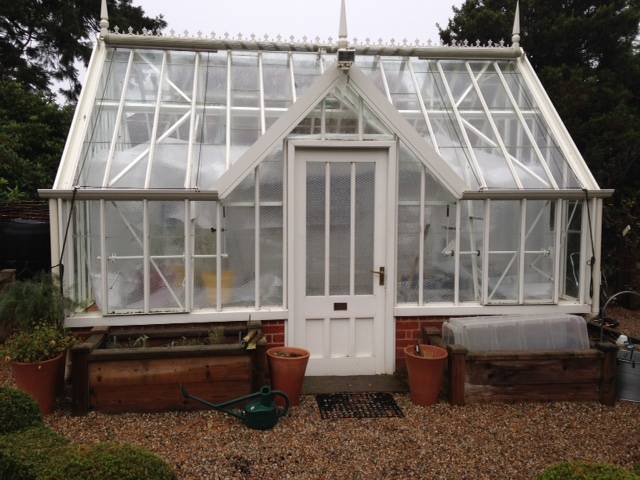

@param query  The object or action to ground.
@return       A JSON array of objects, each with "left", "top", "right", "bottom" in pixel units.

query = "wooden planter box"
[
  {"left": 70, "top": 323, "right": 267, "bottom": 415},
  {"left": 446, "top": 343, "right": 618, "bottom": 406}
]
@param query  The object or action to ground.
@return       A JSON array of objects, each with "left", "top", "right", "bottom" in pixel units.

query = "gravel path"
[{"left": 43, "top": 396, "right": 640, "bottom": 480}]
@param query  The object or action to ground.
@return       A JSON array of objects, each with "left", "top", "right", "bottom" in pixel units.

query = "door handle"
[{"left": 371, "top": 267, "right": 385, "bottom": 286}]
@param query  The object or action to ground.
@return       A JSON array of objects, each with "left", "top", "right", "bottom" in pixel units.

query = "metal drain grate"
[{"left": 316, "top": 392, "right": 404, "bottom": 419}]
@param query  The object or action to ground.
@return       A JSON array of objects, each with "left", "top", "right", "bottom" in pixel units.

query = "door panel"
[{"left": 293, "top": 148, "right": 387, "bottom": 375}]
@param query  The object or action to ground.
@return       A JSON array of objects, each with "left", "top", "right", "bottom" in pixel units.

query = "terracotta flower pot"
[
  {"left": 267, "top": 347, "right": 310, "bottom": 406},
  {"left": 11, "top": 353, "right": 65, "bottom": 414},
  {"left": 404, "top": 344, "right": 448, "bottom": 406}
]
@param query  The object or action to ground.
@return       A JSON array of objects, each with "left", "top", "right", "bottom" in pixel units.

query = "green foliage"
[
  {"left": 1, "top": 324, "right": 75, "bottom": 363},
  {"left": 537, "top": 462, "right": 640, "bottom": 480},
  {"left": 0, "top": 81, "right": 72, "bottom": 200},
  {"left": 208, "top": 328, "right": 225, "bottom": 345},
  {"left": 0, "top": 388, "right": 43, "bottom": 434},
  {"left": 0, "top": 426, "right": 68, "bottom": 480},
  {"left": 0, "top": 277, "right": 67, "bottom": 333},
  {"left": 0, "top": 0, "right": 166, "bottom": 101},
  {"left": 439, "top": 0, "right": 640, "bottom": 292},
  {"left": 0, "top": 425, "right": 176, "bottom": 480}
]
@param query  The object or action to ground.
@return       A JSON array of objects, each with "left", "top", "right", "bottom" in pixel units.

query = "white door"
[{"left": 293, "top": 147, "right": 388, "bottom": 375}]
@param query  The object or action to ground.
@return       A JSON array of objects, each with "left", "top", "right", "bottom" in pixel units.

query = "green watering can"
[{"left": 180, "top": 385, "right": 289, "bottom": 431}]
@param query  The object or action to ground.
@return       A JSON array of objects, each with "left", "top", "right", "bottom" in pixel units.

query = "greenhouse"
[{"left": 40, "top": 0, "right": 612, "bottom": 375}]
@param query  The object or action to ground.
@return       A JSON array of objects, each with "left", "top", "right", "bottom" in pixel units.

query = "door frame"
[{"left": 286, "top": 139, "right": 397, "bottom": 374}]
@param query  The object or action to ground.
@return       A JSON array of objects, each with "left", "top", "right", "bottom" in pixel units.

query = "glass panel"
[
  {"left": 229, "top": 109, "right": 261, "bottom": 164},
  {"left": 260, "top": 205, "right": 283, "bottom": 305},
  {"left": 397, "top": 205, "right": 420, "bottom": 304},
  {"left": 192, "top": 201, "right": 217, "bottom": 309},
  {"left": 459, "top": 200, "right": 484, "bottom": 302},
  {"left": 197, "top": 51, "right": 227, "bottom": 105},
  {"left": 259, "top": 152, "right": 284, "bottom": 306},
  {"left": 148, "top": 202, "right": 185, "bottom": 311},
  {"left": 354, "top": 163, "right": 375, "bottom": 295},
  {"left": 230, "top": 52, "right": 259, "bottom": 107},
  {"left": 162, "top": 51, "right": 195, "bottom": 105},
  {"left": 562, "top": 200, "right": 582, "bottom": 299},
  {"left": 306, "top": 162, "right": 325, "bottom": 296},
  {"left": 397, "top": 150, "right": 421, "bottom": 304},
  {"left": 192, "top": 52, "right": 228, "bottom": 188},
  {"left": 292, "top": 53, "right": 322, "bottom": 98},
  {"left": 355, "top": 56, "right": 387, "bottom": 98},
  {"left": 412, "top": 59, "right": 447, "bottom": 111},
  {"left": 262, "top": 53, "right": 291, "bottom": 109},
  {"left": 381, "top": 57, "right": 420, "bottom": 110},
  {"left": 424, "top": 192, "right": 456, "bottom": 303},
  {"left": 329, "top": 163, "right": 351, "bottom": 295},
  {"left": 259, "top": 148, "right": 284, "bottom": 202},
  {"left": 147, "top": 110, "right": 191, "bottom": 188},
  {"left": 222, "top": 206, "right": 255, "bottom": 307},
  {"left": 488, "top": 200, "right": 521, "bottom": 303},
  {"left": 193, "top": 108, "right": 226, "bottom": 189},
  {"left": 524, "top": 201, "right": 555, "bottom": 302},
  {"left": 104, "top": 201, "right": 144, "bottom": 313},
  {"left": 324, "top": 90, "right": 358, "bottom": 135}
]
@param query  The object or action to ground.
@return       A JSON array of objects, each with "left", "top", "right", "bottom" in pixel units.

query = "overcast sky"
[{"left": 131, "top": 0, "right": 462, "bottom": 45}]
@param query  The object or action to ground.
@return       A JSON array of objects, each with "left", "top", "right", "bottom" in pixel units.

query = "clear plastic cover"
[{"left": 442, "top": 314, "right": 590, "bottom": 352}]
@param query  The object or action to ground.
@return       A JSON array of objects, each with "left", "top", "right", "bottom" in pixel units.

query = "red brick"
[
  {"left": 396, "top": 321, "right": 419, "bottom": 330},
  {"left": 272, "top": 334, "right": 285, "bottom": 343},
  {"left": 262, "top": 326, "right": 284, "bottom": 334}
]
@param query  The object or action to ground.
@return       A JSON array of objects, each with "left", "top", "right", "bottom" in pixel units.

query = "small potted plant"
[
  {"left": 2, "top": 323, "right": 75, "bottom": 414},
  {"left": 266, "top": 346, "right": 310, "bottom": 406}
]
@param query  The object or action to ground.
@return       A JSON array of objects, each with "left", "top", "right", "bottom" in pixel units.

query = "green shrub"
[
  {"left": 0, "top": 277, "right": 66, "bottom": 333},
  {"left": 0, "top": 426, "right": 67, "bottom": 480},
  {"left": 1, "top": 323, "right": 75, "bottom": 363},
  {"left": 538, "top": 462, "right": 640, "bottom": 480},
  {"left": 77, "top": 443, "right": 176, "bottom": 480},
  {"left": 0, "top": 387, "right": 43, "bottom": 434},
  {"left": 0, "top": 425, "right": 176, "bottom": 480}
]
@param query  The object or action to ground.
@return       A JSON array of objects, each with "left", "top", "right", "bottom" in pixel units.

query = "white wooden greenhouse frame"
[{"left": 40, "top": 0, "right": 612, "bottom": 375}]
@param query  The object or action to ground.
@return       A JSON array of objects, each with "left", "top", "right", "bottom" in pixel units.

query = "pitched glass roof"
[{"left": 73, "top": 47, "right": 582, "bottom": 192}]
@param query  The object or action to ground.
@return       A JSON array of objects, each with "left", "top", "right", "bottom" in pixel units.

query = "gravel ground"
[{"left": 45, "top": 394, "right": 640, "bottom": 480}]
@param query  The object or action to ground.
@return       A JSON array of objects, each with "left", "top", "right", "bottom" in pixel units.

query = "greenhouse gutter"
[
  {"left": 38, "top": 189, "right": 219, "bottom": 201},
  {"left": 39, "top": 188, "right": 614, "bottom": 201},
  {"left": 102, "top": 33, "right": 523, "bottom": 59},
  {"left": 461, "top": 189, "right": 614, "bottom": 200}
]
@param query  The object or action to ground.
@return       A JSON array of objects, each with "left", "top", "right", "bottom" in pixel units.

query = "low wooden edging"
[
  {"left": 447, "top": 343, "right": 618, "bottom": 406},
  {"left": 70, "top": 323, "right": 267, "bottom": 415}
]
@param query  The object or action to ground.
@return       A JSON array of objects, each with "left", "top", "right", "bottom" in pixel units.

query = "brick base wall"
[
  {"left": 395, "top": 317, "right": 446, "bottom": 373},
  {"left": 262, "top": 320, "right": 286, "bottom": 348}
]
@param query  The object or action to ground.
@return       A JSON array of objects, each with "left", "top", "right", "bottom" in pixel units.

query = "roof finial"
[
  {"left": 100, "top": 0, "right": 109, "bottom": 36},
  {"left": 511, "top": 0, "right": 521, "bottom": 48},
  {"left": 338, "top": 0, "right": 348, "bottom": 49}
]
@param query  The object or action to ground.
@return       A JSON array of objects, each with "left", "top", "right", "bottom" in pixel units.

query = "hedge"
[
  {"left": 0, "top": 387, "right": 43, "bottom": 434},
  {"left": 0, "top": 425, "right": 176, "bottom": 480},
  {"left": 538, "top": 462, "right": 640, "bottom": 480}
]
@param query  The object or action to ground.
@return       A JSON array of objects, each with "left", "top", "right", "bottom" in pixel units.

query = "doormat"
[{"left": 316, "top": 392, "right": 404, "bottom": 419}]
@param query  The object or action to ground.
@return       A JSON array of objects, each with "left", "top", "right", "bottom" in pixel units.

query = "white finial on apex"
[
  {"left": 511, "top": 0, "right": 521, "bottom": 48},
  {"left": 100, "top": 0, "right": 109, "bottom": 36},
  {"left": 338, "top": 0, "right": 348, "bottom": 49}
]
